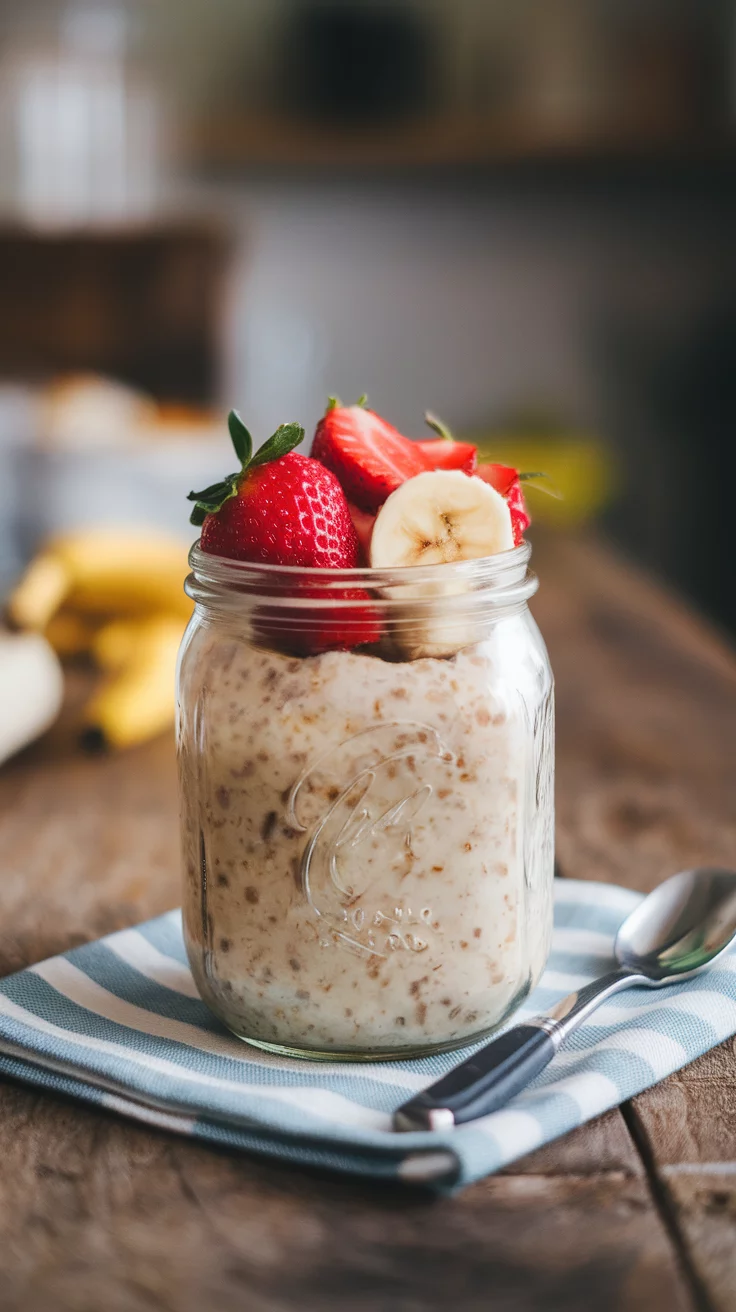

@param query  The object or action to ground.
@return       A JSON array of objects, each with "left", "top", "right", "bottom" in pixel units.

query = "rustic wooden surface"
[{"left": 0, "top": 532, "right": 734, "bottom": 1312}]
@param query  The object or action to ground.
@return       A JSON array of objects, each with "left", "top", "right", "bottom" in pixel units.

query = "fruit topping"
[
  {"left": 475, "top": 463, "right": 531, "bottom": 546},
  {"left": 368, "top": 470, "right": 513, "bottom": 661},
  {"left": 370, "top": 469, "right": 513, "bottom": 568},
  {"left": 311, "top": 398, "right": 429, "bottom": 513},
  {"left": 190, "top": 411, "right": 361, "bottom": 568},
  {"left": 346, "top": 502, "right": 376, "bottom": 562},
  {"left": 189, "top": 411, "right": 378, "bottom": 654},
  {"left": 415, "top": 411, "right": 478, "bottom": 474},
  {"left": 253, "top": 587, "right": 380, "bottom": 658}
]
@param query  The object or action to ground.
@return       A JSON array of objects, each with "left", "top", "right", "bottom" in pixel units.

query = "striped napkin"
[{"left": 0, "top": 879, "right": 734, "bottom": 1193}]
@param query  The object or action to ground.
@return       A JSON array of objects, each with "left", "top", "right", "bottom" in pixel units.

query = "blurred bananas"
[
  {"left": 472, "top": 434, "right": 615, "bottom": 527},
  {"left": 7, "top": 529, "right": 191, "bottom": 631},
  {"left": 7, "top": 529, "right": 191, "bottom": 751},
  {"left": 44, "top": 612, "right": 101, "bottom": 658},
  {"left": 83, "top": 616, "right": 185, "bottom": 751}
]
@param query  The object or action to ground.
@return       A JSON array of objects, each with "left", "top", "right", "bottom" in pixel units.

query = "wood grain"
[
  {"left": 0, "top": 532, "right": 735, "bottom": 1309},
  {"left": 533, "top": 533, "right": 736, "bottom": 1311},
  {"left": 0, "top": 1083, "right": 689, "bottom": 1312},
  {"left": 534, "top": 534, "right": 736, "bottom": 893},
  {"left": 626, "top": 1039, "right": 736, "bottom": 1311}
]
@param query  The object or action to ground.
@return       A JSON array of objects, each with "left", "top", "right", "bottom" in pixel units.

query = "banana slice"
[
  {"left": 370, "top": 470, "right": 513, "bottom": 568},
  {"left": 370, "top": 470, "right": 514, "bottom": 660}
]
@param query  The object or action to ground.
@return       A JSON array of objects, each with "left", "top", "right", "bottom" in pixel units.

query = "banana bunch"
[{"left": 7, "top": 529, "right": 191, "bottom": 750}]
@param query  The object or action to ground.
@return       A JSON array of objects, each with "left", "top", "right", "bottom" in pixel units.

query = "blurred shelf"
[
  {"left": 0, "top": 223, "right": 232, "bottom": 402},
  {"left": 0, "top": 217, "right": 230, "bottom": 243},
  {"left": 191, "top": 111, "right": 736, "bottom": 178}
]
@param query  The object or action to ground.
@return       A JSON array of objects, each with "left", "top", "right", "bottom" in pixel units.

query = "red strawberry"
[
  {"left": 416, "top": 438, "right": 477, "bottom": 473},
  {"left": 416, "top": 410, "right": 477, "bottom": 473},
  {"left": 476, "top": 463, "right": 531, "bottom": 546},
  {"left": 189, "top": 411, "right": 379, "bottom": 652},
  {"left": 347, "top": 501, "right": 376, "bottom": 562},
  {"left": 312, "top": 401, "right": 429, "bottom": 513},
  {"left": 255, "top": 586, "right": 380, "bottom": 657},
  {"left": 198, "top": 451, "right": 362, "bottom": 567}
]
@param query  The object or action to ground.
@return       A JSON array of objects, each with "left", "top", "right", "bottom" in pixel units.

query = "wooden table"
[{"left": 0, "top": 534, "right": 735, "bottom": 1312}]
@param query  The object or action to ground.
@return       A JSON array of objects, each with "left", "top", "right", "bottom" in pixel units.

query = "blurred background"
[{"left": 0, "top": 0, "right": 734, "bottom": 638}]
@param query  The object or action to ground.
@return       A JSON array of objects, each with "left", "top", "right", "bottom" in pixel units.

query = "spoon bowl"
[{"left": 615, "top": 867, "right": 736, "bottom": 982}]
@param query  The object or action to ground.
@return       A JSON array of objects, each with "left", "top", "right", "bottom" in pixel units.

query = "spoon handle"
[{"left": 393, "top": 968, "right": 644, "bottom": 1131}]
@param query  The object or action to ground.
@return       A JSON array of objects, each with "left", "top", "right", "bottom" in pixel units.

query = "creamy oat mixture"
[{"left": 179, "top": 624, "right": 553, "bottom": 1056}]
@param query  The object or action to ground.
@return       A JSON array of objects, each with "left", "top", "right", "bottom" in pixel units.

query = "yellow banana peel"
[
  {"left": 473, "top": 434, "right": 616, "bottom": 527},
  {"left": 91, "top": 616, "right": 149, "bottom": 672},
  {"left": 8, "top": 553, "right": 70, "bottom": 633},
  {"left": 83, "top": 614, "right": 185, "bottom": 750},
  {"left": 7, "top": 529, "right": 192, "bottom": 632},
  {"left": 44, "top": 611, "right": 102, "bottom": 658}
]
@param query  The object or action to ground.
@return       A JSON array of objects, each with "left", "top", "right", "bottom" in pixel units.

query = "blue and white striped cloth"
[{"left": 0, "top": 879, "right": 734, "bottom": 1192}]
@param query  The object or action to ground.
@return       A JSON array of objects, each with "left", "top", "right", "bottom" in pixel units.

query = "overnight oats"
[{"left": 178, "top": 403, "right": 554, "bottom": 1059}]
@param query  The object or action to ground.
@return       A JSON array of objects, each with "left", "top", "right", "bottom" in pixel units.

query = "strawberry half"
[
  {"left": 416, "top": 411, "right": 477, "bottom": 474},
  {"left": 189, "top": 411, "right": 379, "bottom": 652},
  {"left": 416, "top": 438, "right": 477, "bottom": 474},
  {"left": 475, "top": 463, "right": 531, "bottom": 546},
  {"left": 312, "top": 400, "right": 429, "bottom": 513},
  {"left": 254, "top": 586, "right": 380, "bottom": 657},
  {"left": 346, "top": 501, "right": 376, "bottom": 563}
]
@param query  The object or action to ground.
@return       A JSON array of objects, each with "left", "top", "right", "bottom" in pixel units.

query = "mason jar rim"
[{"left": 187, "top": 539, "right": 537, "bottom": 604}]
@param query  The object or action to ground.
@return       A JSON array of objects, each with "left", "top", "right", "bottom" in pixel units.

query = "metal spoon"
[{"left": 394, "top": 867, "right": 736, "bottom": 1132}]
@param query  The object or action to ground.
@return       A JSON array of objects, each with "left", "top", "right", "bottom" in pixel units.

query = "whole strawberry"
[
  {"left": 191, "top": 412, "right": 361, "bottom": 567},
  {"left": 189, "top": 412, "right": 379, "bottom": 652}
]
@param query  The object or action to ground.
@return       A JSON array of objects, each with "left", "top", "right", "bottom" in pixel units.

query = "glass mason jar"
[{"left": 177, "top": 542, "right": 554, "bottom": 1060}]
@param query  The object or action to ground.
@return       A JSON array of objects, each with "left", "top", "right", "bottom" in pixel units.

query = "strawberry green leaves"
[
  {"left": 517, "top": 471, "right": 562, "bottom": 499},
  {"left": 249, "top": 421, "right": 304, "bottom": 468},
  {"left": 188, "top": 474, "right": 241, "bottom": 527},
  {"left": 227, "top": 409, "right": 252, "bottom": 465},
  {"left": 187, "top": 411, "right": 304, "bottom": 527}
]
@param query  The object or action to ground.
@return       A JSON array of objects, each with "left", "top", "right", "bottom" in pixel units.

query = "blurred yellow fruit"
[
  {"left": 473, "top": 434, "right": 616, "bottom": 527},
  {"left": 83, "top": 614, "right": 186, "bottom": 750},
  {"left": 44, "top": 611, "right": 101, "bottom": 658},
  {"left": 7, "top": 529, "right": 192, "bottom": 632}
]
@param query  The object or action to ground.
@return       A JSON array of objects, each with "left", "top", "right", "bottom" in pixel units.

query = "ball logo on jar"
[{"left": 287, "top": 722, "right": 454, "bottom": 957}]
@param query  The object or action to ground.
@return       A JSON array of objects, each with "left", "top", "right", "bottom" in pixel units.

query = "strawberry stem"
[
  {"left": 424, "top": 410, "right": 454, "bottom": 442},
  {"left": 326, "top": 393, "right": 368, "bottom": 412}
]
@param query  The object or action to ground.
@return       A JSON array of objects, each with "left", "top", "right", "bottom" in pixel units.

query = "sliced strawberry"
[
  {"left": 475, "top": 462, "right": 517, "bottom": 498},
  {"left": 189, "top": 410, "right": 379, "bottom": 653},
  {"left": 255, "top": 586, "right": 380, "bottom": 657},
  {"left": 417, "top": 410, "right": 477, "bottom": 473},
  {"left": 476, "top": 463, "right": 531, "bottom": 546},
  {"left": 416, "top": 438, "right": 477, "bottom": 474},
  {"left": 312, "top": 403, "right": 430, "bottom": 513},
  {"left": 347, "top": 501, "right": 376, "bottom": 562}
]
